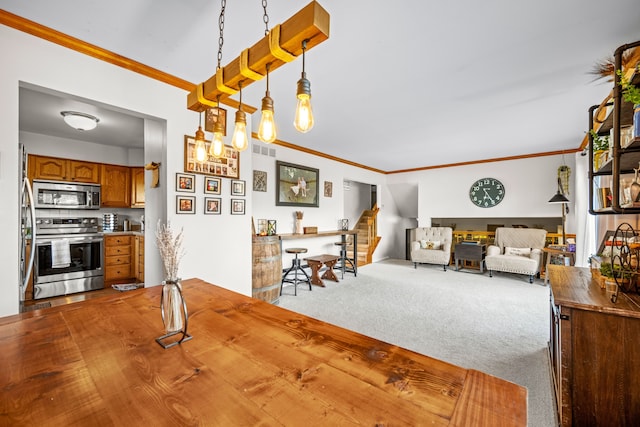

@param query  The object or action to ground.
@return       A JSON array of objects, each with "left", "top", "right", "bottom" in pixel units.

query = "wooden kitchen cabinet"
[
  {"left": 104, "top": 235, "right": 133, "bottom": 284},
  {"left": 134, "top": 235, "right": 144, "bottom": 283},
  {"left": 548, "top": 265, "right": 640, "bottom": 426},
  {"left": 101, "top": 164, "right": 131, "bottom": 207},
  {"left": 130, "top": 167, "right": 145, "bottom": 208},
  {"left": 28, "top": 155, "right": 100, "bottom": 183}
]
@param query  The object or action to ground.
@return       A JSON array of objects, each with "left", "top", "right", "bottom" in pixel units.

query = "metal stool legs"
[
  {"left": 281, "top": 252, "right": 311, "bottom": 296},
  {"left": 334, "top": 242, "right": 356, "bottom": 279}
]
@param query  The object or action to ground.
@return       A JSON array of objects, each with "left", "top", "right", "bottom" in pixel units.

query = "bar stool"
[
  {"left": 281, "top": 248, "right": 312, "bottom": 296},
  {"left": 334, "top": 241, "right": 356, "bottom": 279}
]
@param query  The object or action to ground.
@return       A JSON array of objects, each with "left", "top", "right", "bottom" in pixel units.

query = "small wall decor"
[
  {"left": 204, "top": 107, "right": 227, "bottom": 136},
  {"left": 231, "top": 179, "right": 246, "bottom": 196},
  {"left": 276, "top": 160, "right": 319, "bottom": 207},
  {"left": 324, "top": 181, "right": 333, "bottom": 197},
  {"left": 204, "top": 177, "right": 221, "bottom": 194},
  {"left": 253, "top": 170, "right": 267, "bottom": 192},
  {"left": 144, "top": 162, "right": 161, "bottom": 188},
  {"left": 176, "top": 196, "right": 195, "bottom": 214},
  {"left": 231, "top": 199, "right": 246, "bottom": 215},
  {"left": 204, "top": 197, "right": 221, "bottom": 215},
  {"left": 176, "top": 173, "right": 195, "bottom": 193},
  {"left": 184, "top": 135, "right": 239, "bottom": 179}
]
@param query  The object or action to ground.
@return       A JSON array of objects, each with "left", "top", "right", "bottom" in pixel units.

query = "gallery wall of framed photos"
[{"left": 176, "top": 135, "right": 245, "bottom": 215}]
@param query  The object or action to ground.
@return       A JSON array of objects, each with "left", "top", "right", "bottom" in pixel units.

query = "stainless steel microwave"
[{"left": 32, "top": 180, "right": 101, "bottom": 209}]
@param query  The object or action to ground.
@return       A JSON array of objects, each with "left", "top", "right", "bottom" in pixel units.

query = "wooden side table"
[
  {"left": 454, "top": 243, "right": 486, "bottom": 273},
  {"left": 304, "top": 254, "right": 339, "bottom": 287}
]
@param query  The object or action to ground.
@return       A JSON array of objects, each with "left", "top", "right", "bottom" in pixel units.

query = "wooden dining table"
[{"left": 0, "top": 279, "right": 526, "bottom": 426}]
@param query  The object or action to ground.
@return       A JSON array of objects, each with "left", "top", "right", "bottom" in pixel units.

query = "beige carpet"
[{"left": 278, "top": 258, "right": 557, "bottom": 427}]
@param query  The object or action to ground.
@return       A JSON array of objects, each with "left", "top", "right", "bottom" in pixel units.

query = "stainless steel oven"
[{"left": 33, "top": 217, "right": 104, "bottom": 299}]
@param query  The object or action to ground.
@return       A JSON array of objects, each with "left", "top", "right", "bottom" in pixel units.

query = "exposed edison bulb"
[
  {"left": 232, "top": 110, "right": 248, "bottom": 152},
  {"left": 194, "top": 125, "right": 207, "bottom": 162},
  {"left": 209, "top": 131, "right": 225, "bottom": 158},
  {"left": 208, "top": 114, "right": 225, "bottom": 158},
  {"left": 294, "top": 93, "right": 314, "bottom": 133},
  {"left": 258, "top": 94, "right": 276, "bottom": 143}
]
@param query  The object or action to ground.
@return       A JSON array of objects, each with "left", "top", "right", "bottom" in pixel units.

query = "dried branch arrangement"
[
  {"left": 294, "top": 211, "right": 304, "bottom": 219},
  {"left": 155, "top": 220, "right": 185, "bottom": 281}
]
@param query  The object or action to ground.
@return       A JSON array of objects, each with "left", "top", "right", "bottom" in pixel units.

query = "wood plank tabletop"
[{"left": 0, "top": 278, "right": 526, "bottom": 426}]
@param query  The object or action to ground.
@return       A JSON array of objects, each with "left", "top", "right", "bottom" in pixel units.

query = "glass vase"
[{"left": 161, "top": 279, "right": 184, "bottom": 333}]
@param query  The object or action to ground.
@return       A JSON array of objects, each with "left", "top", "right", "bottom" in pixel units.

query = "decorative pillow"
[
  {"left": 421, "top": 240, "right": 441, "bottom": 250},
  {"left": 504, "top": 247, "right": 531, "bottom": 257}
]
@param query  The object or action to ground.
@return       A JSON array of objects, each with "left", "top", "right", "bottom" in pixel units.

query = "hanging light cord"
[
  {"left": 217, "top": 0, "right": 226, "bottom": 71},
  {"left": 238, "top": 81, "right": 243, "bottom": 109},
  {"left": 301, "top": 39, "right": 307, "bottom": 74},
  {"left": 262, "top": 0, "right": 270, "bottom": 36},
  {"left": 265, "top": 63, "right": 271, "bottom": 93}
]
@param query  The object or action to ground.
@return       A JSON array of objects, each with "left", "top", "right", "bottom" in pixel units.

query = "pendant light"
[
  {"left": 209, "top": 96, "right": 225, "bottom": 159},
  {"left": 194, "top": 112, "right": 207, "bottom": 163},
  {"left": 232, "top": 81, "right": 249, "bottom": 152},
  {"left": 294, "top": 39, "right": 314, "bottom": 133},
  {"left": 258, "top": 63, "right": 277, "bottom": 143}
]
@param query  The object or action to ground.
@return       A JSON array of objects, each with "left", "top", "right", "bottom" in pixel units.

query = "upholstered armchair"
[
  {"left": 410, "top": 227, "right": 453, "bottom": 270},
  {"left": 484, "top": 227, "right": 547, "bottom": 283}
]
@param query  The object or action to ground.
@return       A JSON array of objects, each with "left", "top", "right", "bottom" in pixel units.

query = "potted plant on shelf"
[
  {"left": 590, "top": 129, "right": 610, "bottom": 170},
  {"left": 616, "top": 68, "right": 640, "bottom": 139}
]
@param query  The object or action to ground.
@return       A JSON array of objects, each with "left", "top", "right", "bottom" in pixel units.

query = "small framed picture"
[
  {"left": 231, "top": 198, "right": 245, "bottom": 215},
  {"left": 176, "top": 173, "right": 195, "bottom": 193},
  {"left": 324, "top": 181, "right": 333, "bottom": 197},
  {"left": 176, "top": 195, "right": 195, "bottom": 214},
  {"left": 231, "top": 179, "right": 246, "bottom": 196},
  {"left": 204, "top": 197, "right": 221, "bottom": 215},
  {"left": 204, "top": 177, "right": 221, "bottom": 194},
  {"left": 253, "top": 170, "right": 267, "bottom": 192}
]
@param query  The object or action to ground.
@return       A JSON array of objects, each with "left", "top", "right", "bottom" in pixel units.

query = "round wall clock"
[{"left": 469, "top": 178, "right": 505, "bottom": 208}]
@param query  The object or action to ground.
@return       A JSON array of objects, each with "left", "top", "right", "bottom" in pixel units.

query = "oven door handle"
[{"left": 36, "top": 236, "right": 103, "bottom": 246}]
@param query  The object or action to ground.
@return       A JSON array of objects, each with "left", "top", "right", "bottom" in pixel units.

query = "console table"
[
  {"left": 455, "top": 243, "right": 486, "bottom": 273},
  {"left": 548, "top": 266, "right": 640, "bottom": 426}
]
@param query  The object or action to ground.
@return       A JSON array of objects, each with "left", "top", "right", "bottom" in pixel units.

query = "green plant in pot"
[
  {"left": 600, "top": 261, "right": 633, "bottom": 283},
  {"left": 590, "top": 129, "right": 610, "bottom": 170},
  {"left": 616, "top": 68, "right": 640, "bottom": 140}
]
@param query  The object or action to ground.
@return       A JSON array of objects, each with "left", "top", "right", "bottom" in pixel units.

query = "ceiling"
[{"left": 5, "top": 0, "right": 640, "bottom": 172}]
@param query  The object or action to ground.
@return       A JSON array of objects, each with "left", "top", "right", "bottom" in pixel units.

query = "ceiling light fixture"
[
  {"left": 258, "top": 63, "right": 277, "bottom": 143},
  {"left": 232, "top": 81, "right": 249, "bottom": 151},
  {"left": 194, "top": 112, "right": 207, "bottom": 163},
  {"left": 60, "top": 111, "right": 99, "bottom": 131},
  {"left": 294, "top": 39, "right": 314, "bottom": 133},
  {"left": 186, "top": 1, "right": 330, "bottom": 127}
]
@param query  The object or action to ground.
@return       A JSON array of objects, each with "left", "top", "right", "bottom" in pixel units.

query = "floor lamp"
[{"left": 549, "top": 177, "right": 570, "bottom": 244}]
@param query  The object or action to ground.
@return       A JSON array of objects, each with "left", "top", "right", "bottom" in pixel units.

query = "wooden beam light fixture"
[{"left": 186, "top": 1, "right": 330, "bottom": 113}]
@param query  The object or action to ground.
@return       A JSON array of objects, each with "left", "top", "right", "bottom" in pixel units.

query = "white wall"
[
  {"left": 343, "top": 180, "right": 371, "bottom": 227},
  {"left": 250, "top": 142, "right": 389, "bottom": 267},
  {"left": 0, "top": 25, "right": 253, "bottom": 317},
  {"left": 0, "top": 23, "right": 594, "bottom": 317}
]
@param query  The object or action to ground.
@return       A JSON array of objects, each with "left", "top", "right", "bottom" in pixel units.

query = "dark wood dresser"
[{"left": 547, "top": 265, "right": 640, "bottom": 426}]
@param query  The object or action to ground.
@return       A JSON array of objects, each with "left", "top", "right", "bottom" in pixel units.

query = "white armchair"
[
  {"left": 409, "top": 227, "right": 453, "bottom": 270},
  {"left": 484, "top": 227, "right": 547, "bottom": 283}
]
